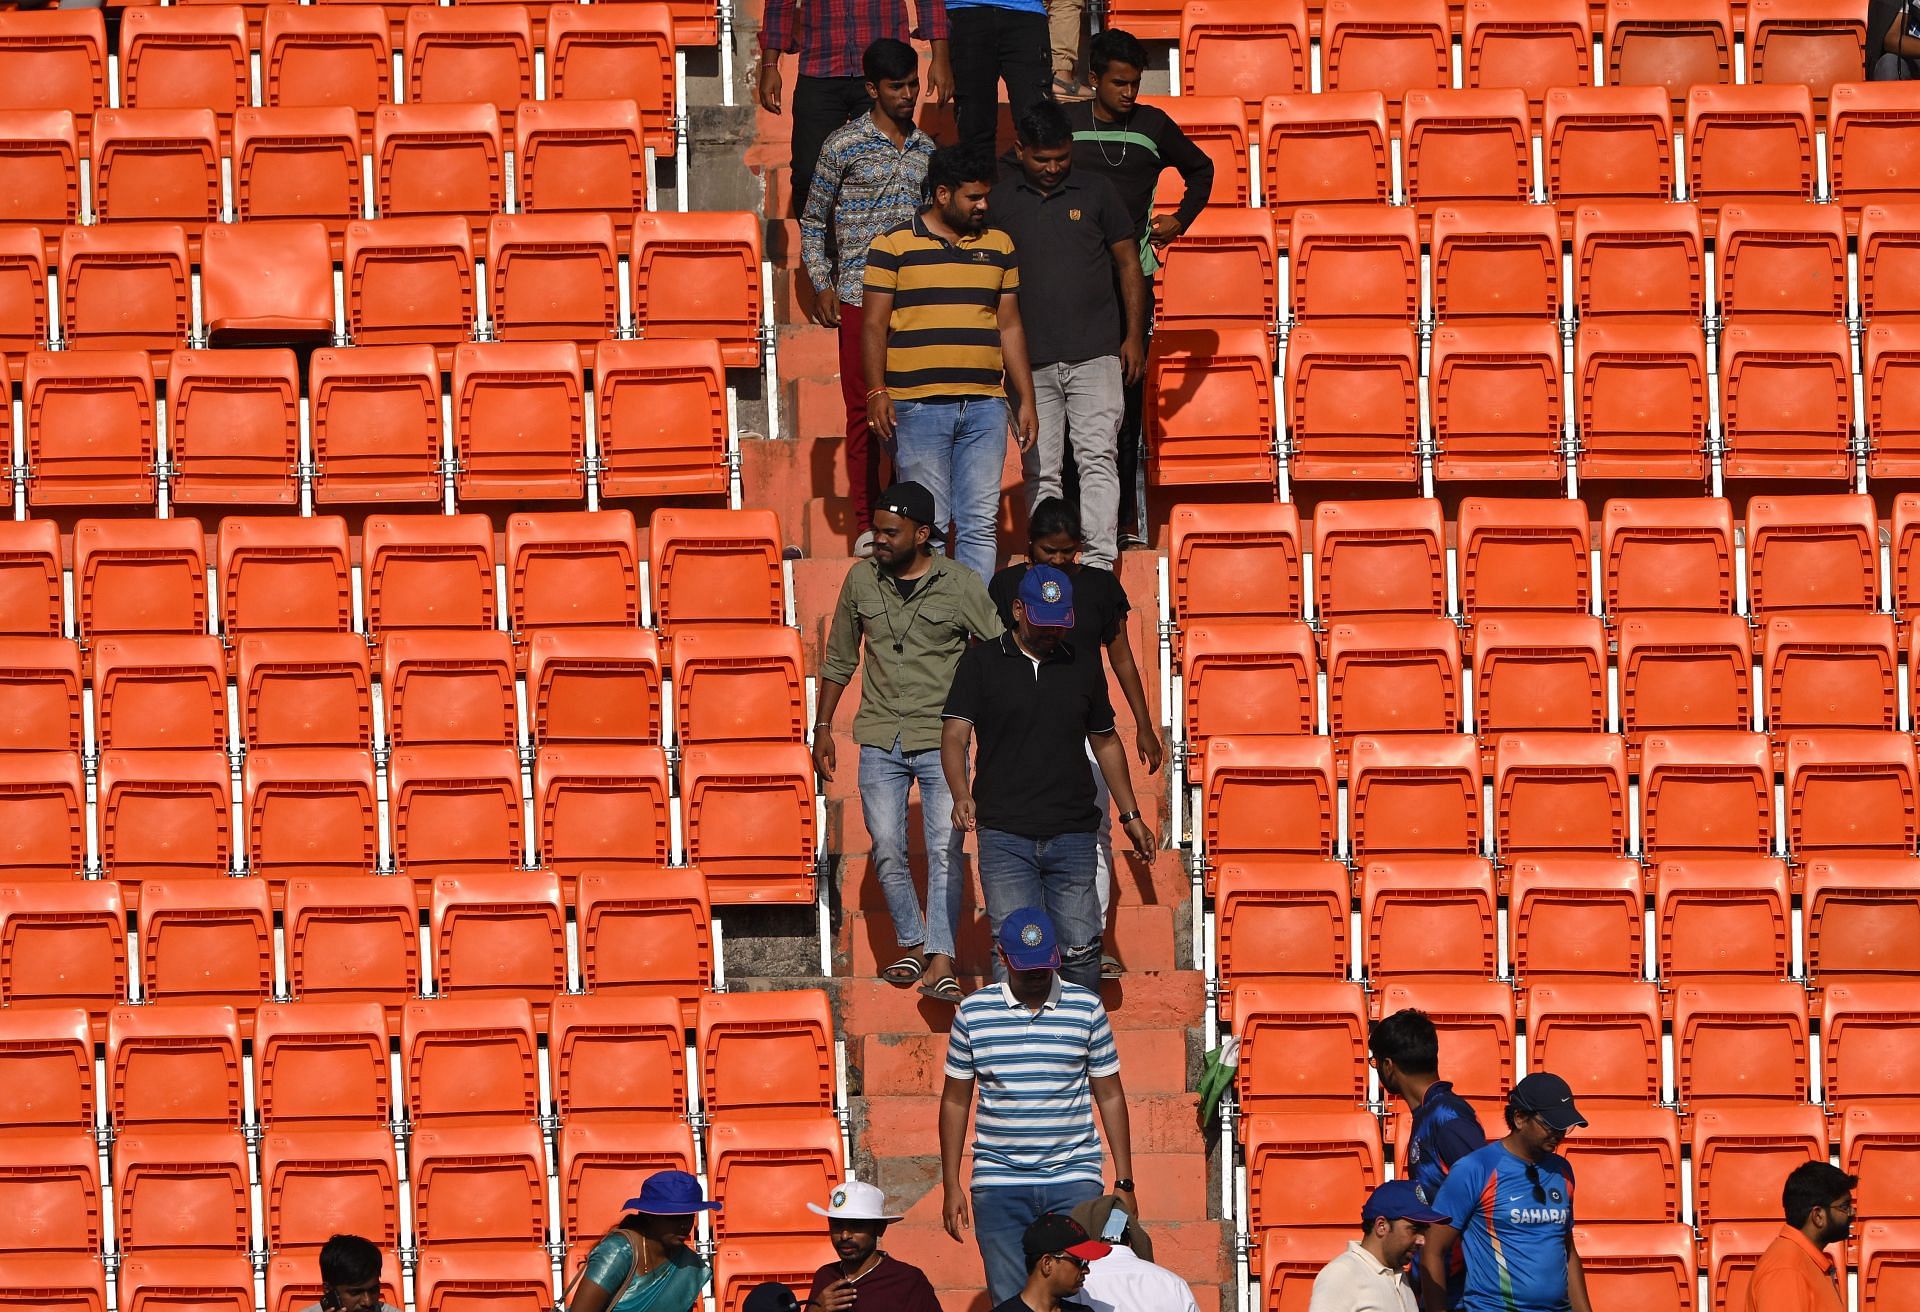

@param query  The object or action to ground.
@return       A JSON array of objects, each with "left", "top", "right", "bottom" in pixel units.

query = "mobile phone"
[{"left": 1100, "top": 1207, "right": 1129, "bottom": 1243}]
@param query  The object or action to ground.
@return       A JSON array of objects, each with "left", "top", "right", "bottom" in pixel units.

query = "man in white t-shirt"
[
  {"left": 1069, "top": 1195, "right": 1199, "bottom": 1312},
  {"left": 1309, "top": 1180, "right": 1447, "bottom": 1312}
]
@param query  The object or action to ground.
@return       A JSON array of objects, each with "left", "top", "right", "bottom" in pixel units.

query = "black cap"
[
  {"left": 1509, "top": 1071, "right": 1588, "bottom": 1132},
  {"left": 1021, "top": 1212, "right": 1112, "bottom": 1263},
  {"left": 874, "top": 481, "right": 944, "bottom": 541},
  {"left": 741, "top": 1284, "right": 800, "bottom": 1312}
]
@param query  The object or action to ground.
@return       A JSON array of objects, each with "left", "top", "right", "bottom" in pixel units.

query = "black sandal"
[
  {"left": 882, "top": 954, "right": 927, "bottom": 987},
  {"left": 918, "top": 975, "right": 965, "bottom": 1004}
]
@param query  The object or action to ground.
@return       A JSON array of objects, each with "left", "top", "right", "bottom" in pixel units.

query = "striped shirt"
[
  {"left": 802, "top": 115, "right": 936, "bottom": 307},
  {"left": 758, "top": 0, "right": 949, "bottom": 81},
  {"left": 864, "top": 210, "right": 1020, "bottom": 401},
  {"left": 943, "top": 976, "right": 1120, "bottom": 1188}
]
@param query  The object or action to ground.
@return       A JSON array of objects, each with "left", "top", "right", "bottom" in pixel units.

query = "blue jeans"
[
  {"left": 972, "top": 1178, "right": 1106, "bottom": 1304},
  {"left": 890, "top": 396, "right": 1008, "bottom": 580},
  {"left": 859, "top": 740, "right": 966, "bottom": 962},
  {"left": 976, "top": 827, "right": 1102, "bottom": 991}
]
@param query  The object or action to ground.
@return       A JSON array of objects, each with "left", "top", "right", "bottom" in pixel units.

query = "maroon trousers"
[{"left": 838, "top": 298, "right": 884, "bottom": 532}]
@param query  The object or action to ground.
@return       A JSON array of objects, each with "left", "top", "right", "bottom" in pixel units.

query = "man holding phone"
[
  {"left": 804, "top": 1179, "right": 941, "bottom": 1312},
  {"left": 1070, "top": 1195, "right": 1200, "bottom": 1312},
  {"left": 299, "top": 1235, "right": 400, "bottom": 1312}
]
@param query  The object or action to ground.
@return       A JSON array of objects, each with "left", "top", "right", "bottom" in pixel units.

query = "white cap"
[{"left": 807, "top": 1179, "right": 904, "bottom": 1222}]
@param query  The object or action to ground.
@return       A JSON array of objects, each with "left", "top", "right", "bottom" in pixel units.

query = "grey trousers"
[{"left": 1026, "top": 354, "right": 1124, "bottom": 567}]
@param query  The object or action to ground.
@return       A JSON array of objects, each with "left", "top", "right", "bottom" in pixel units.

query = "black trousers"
[
  {"left": 790, "top": 75, "right": 872, "bottom": 216},
  {"left": 949, "top": 5, "right": 1050, "bottom": 155}
]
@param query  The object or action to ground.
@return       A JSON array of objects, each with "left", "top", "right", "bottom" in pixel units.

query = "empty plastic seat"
[
  {"left": 429, "top": 871, "right": 566, "bottom": 1009},
  {"left": 1655, "top": 856, "right": 1792, "bottom": 977},
  {"left": 1430, "top": 322, "right": 1566, "bottom": 484},
  {"left": 1746, "top": 494, "right": 1880, "bottom": 616},
  {"left": 573, "top": 866, "right": 713, "bottom": 1011},
  {"left": 628, "top": 210, "right": 764, "bottom": 366},
  {"left": 166, "top": 349, "right": 303, "bottom": 506},
  {"left": 1213, "top": 862, "right": 1352, "bottom": 1007},
  {"left": 1429, "top": 203, "right": 1563, "bottom": 323},
  {"left": 1573, "top": 200, "right": 1703, "bottom": 318},
  {"left": 283, "top": 876, "right": 421, "bottom": 1008},
  {"left": 1861, "top": 204, "right": 1920, "bottom": 318},
  {"left": 1201, "top": 736, "right": 1338, "bottom": 871},
  {"left": 1496, "top": 736, "right": 1630, "bottom": 856},
  {"left": 117, "top": 6, "right": 247, "bottom": 142},
  {"left": 1320, "top": 0, "right": 1448, "bottom": 124},
  {"left": 486, "top": 211, "right": 619, "bottom": 346},
  {"left": 0, "top": 753, "right": 86, "bottom": 882},
  {"left": 1862, "top": 1221, "right": 1920, "bottom": 1311},
  {"left": 57, "top": 223, "right": 189, "bottom": 354},
  {"left": 527, "top": 629, "right": 661, "bottom": 745},
  {"left": 1603, "top": 496, "right": 1736, "bottom": 615},
  {"left": 1455, "top": 498, "right": 1589, "bottom": 619},
  {"left": 1243, "top": 1108, "right": 1383, "bottom": 1236},
  {"left": 1326, "top": 619, "right": 1463, "bottom": 743},
  {"left": 1286, "top": 324, "right": 1420, "bottom": 484},
  {"left": 0, "top": 638, "right": 82, "bottom": 751},
  {"left": 1182, "top": 621, "right": 1317, "bottom": 748},
  {"left": 90, "top": 108, "right": 220, "bottom": 230},
  {"left": 363, "top": 514, "right": 498, "bottom": 637},
  {"left": 309, "top": 344, "right": 445, "bottom": 505},
  {"left": 1153, "top": 207, "right": 1279, "bottom": 334},
  {"left": 404, "top": 6, "right": 532, "bottom": 121},
  {"left": 402, "top": 995, "right": 538, "bottom": 1122},
  {"left": 25, "top": 349, "right": 157, "bottom": 506},
  {"left": 1257, "top": 91, "right": 1392, "bottom": 217},
  {"left": 0, "top": 10, "right": 106, "bottom": 137},
  {"left": 1867, "top": 321, "right": 1920, "bottom": 479},
  {"left": 1525, "top": 980, "right": 1662, "bottom": 1100},
  {"left": 253, "top": 1000, "right": 390, "bottom": 1126},
  {"left": 1255, "top": 1233, "right": 1361, "bottom": 1312},
  {"left": 1617, "top": 614, "right": 1753, "bottom": 744},
  {"left": 1898, "top": 494, "right": 1920, "bottom": 620},
  {"left": 244, "top": 748, "right": 378, "bottom": 883},
  {"left": 548, "top": 991, "right": 688, "bottom": 1122},
  {"left": 1168, "top": 502, "right": 1301, "bottom": 628},
  {"left": 1180, "top": 0, "right": 1307, "bottom": 128},
  {"left": 1575, "top": 320, "right": 1710, "bottom": 484},
  {"left": 92, "top": 636, "right": 228, "bottom": 751},
  {"left": 0, "top": 1007, "right": 94, "bottom": 1129},
  {"left": 1139, "top": 95, "right": 1248, "bottom": 209},
  {"left": 387, "top": 745, "right": 526, "bottom": 880},
  {"left": 680, "top": 743, "right": 816, "bottom": 903},
  {"left": 1605, "top": 0, "right": 1732, "bottom": 113},
  {"left": 0, "top": 521, "right": 61, "bottom": 639},
  {"left": 1749, "top": 0, "right": 1867, "bottom": 111},
  {"left": 374, "top": 103, "right": 503, "bottom": 246},
  {"left": 99, "top": 751, "right": 233, "bottom": 889},
  {"left": 234, "top": 105, "right": 363, "bottom": 233},
  {"left": 1286, "top": 204, "right": 1418, "bottom": 322},
  {"left": 201, "top": 219, "right": 336, "bottom": 347},
  {"left": 1640, "top": 734, "right": 1775, "bottom": 858},
  {"left": 0, "top": 881, "right": 128, "bottom": 1017},
  {"left": 507, "top": 510, "right": 642, "bottom": 632},
  {"left": 1568, "top": 1224, "right": 1696, "bottom": 1309},
  {"left": 671, "top": 625, "right": 805, "bottom": 746},
  {"left": 1787, "top": 730, "right": 1919, "bottom": 853},
  {"left": 1556, "top": 1109, "right": 1683, "bottom": 1220},
  {"left": 1719, "top": 320, "right": 1854, "bottom": 483},
  {"left": 261, "top": 6, "right": 392, "bottom": 142},
  {"left": 0, "top": 1130, "right": 101, "bottom": 1252},
  {"left": 1347, "top": 737, "right": 1481, "bottom": 857},
  {"left": 1687, "top": 83, "right": 1817, "bottom": 211},
  {"left": 381, "top": 630, "right": 518, "bottom": 748},
  {"left": 1763, "top": 614, "right": 1897, "bottom": 734},
  {"left": 0, "top": 228, "right": 50, "bottom": 363},
  {"left": 1673, "top": 979, "right": 1810, "bottom": 1102},
  {"left": 1373, "top": 980, "right": 1517, "bottom": 1101},
  {"left": 343, "top": 217, "right": 477, "bottom": 354},
  {"left": 1229, "top": 978, "right": 1367, "bottom": 1109},
  {"left": 1400, "top": 88, "right": 1533, "bottom": 211},
  {"left": 112, "top": 1127, "right": 250, "bottom": 1252},
  {"left": 697, "top": 988, "right": 833, "bottom": 1117},
  {"left": 649, "top": 508, "right": 784, "bottom": 637},
  {"left": 1360, "top": 855, "right": 1496, "bottom": 974},
  {"left": 1842, "top": 1104, "right": 1920, "bottom": 1222},
  {"left": 453, "top": 340, "right": 588, "bottom": 501},
  {"left": 413, "top": 1249, "right": 551, "bottom": 1312},
  {"left": 1803, "top": 855, "right": 1920, "bottom": 980},
  {"left": 1828, "top": 81, "right": 1920, "bottom": 213},
  {"left": 594, "top": 337, "right": 731, "bottom": 500},
  {"left": 1463, "top": 0, "right": 1592, "bottom": 123},
  {"left": 1544, "top": 86, "right": 1675, "bottom": 209},
  {"left": 73, "top": 518, "right": 204, "bottom": 639},
  {"left": 136, "top": 878, "right": 272, "bottom": 1012},
  {"left": 1142, "top": 327, "right": 1278, "bottom": 487},
  {"left": 545, "top": 4, "right": 676, "bottom": 153},
  {"left": 0, "top": 110, "right": 80, "bottom": 230},
  {"left": 706, "top": 1112, "right": 843, "bottom": 1239},
  {"left": 260, "top": 1125, "right": 400, "bottom": 1251},
  {"left": 119, "top": 1255, "right": 253, "bottom": 1312},
  {"left": 1824, "top": 980, "right": 1920, "bottom": 1101},
  {"left": 516, "top": 98, "right": 648, "bottom": 219},
  {"left": 1715, "top": 201, "right": 1848, "bottom": 319},
  {"left": 559, "top": 1118, "right": 698, "bottom": 1245}
]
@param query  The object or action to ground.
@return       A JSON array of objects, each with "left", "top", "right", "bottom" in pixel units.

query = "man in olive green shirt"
[{"left": 817, "top": 481, "right": 1003, "bottom": 1003}]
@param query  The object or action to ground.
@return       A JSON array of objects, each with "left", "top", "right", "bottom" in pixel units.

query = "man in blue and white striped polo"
[{"left": 937, "top": 906, "right": 1138, "bottom": 1304}]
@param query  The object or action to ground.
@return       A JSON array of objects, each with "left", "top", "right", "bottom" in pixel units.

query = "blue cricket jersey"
[
  {"left": 1406, "top": 1081, "right": 1489, "bottom": 1307},
  {"left": 1432, "top": 1142, "right": 1577, "bottom": 1312}
]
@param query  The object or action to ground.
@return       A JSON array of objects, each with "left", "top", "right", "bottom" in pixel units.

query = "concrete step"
[
  {"left": 837, "top": 970, "right": 1206, "bottom": 1040},
  {"left": 857, "top": 1027, "right": 1193, "bottom": 1097},
  {"left": 883, "top": 1219, "right": 1231, "bottom": 1290},
  {"left": 859, "top": 1091, "right": 1209, "bottom": 1162},
  {"left": 841, "top": 903, "right": 1179, "bottom": 978},
  {"left": 833, "top": 847, "right": 1189, "bottom": 910}
]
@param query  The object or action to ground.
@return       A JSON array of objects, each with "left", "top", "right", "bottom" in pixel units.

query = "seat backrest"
[
  {"left": 136, "top": 878, "right": 272, "bottom": 1013},
  {"left": 254, "top": 1000, "right": 391, "bottom": 1126},
  {"left": 507, "top": 510, "right": 642, "bottom": 632},
  {"left": 1525, "top": 979, "right": 1662, "bottom": 1101},
  {"left": 402, "top": 996, "right": 540, "bottom": 1122}
]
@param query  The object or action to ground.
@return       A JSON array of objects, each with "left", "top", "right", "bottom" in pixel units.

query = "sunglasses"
[{"left": 1050, "top": 1252, "right": 1090, "bottom": 1272}]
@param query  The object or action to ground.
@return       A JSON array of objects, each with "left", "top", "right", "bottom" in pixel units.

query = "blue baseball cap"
[
  {"left": 1362, "top": 1180, "right": 1449, "bottom": 1227},
  {"left": 624, "top": 1169, "right": 721, "bottom": 1215},
  {"left": 996, "top": 906, "right": 1061, "bottom": 971},
  {"left": 1018, "top": 565, "right": 1075, "bottom": 629}
]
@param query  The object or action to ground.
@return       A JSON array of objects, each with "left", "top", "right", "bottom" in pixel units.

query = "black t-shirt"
[
  {"left": 988, "top": 562, "right": 1130, "bottom": 659},
  {"left": 942, "top": 633, "right": 1117, "bottom": 838},
  {"left": 892, "top": 572, "right": 923, "bottom": 601},
  {"left": 987, "top": 168, "right": 1135, "bottom": 366}
]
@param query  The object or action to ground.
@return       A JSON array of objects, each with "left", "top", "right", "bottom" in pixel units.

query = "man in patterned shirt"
[{"left": 802, "top": 39, "right": 937, "bottom": 554}]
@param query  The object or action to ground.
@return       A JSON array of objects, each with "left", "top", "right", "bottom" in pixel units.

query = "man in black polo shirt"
[
  {"left": 990, "top": 100, "right": 1144, "bottom": 571},
  {"left": 941, "top": 565, "right": 1154, "bottom": 990}
]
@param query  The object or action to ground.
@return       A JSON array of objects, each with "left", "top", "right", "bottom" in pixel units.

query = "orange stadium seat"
[
  {"left": 1828, "top": 82, "right": 1920, "bottom": 213},
  {"left": 1863, "top": 1221, "right": 1920, "bottom": 1310},
  {"left": 1575, "top": 320, "right": 1710, "bottom": 485},
  {"left": 1544, "top": 86, "right": 1675, "bottom": 209},
  {"left": 0, "top": 881, "right": 128, "bottom": 1017},
  {"left": 1213, "top": 862, "right": 1352, "bottom": 1007},
  {"left": 1605, "top": 0, "right": 1732, "bottom": 113},
  {"left": 1686, "top": 83, "right": 1817, "bottom": 211},
  {"left": 0, "top": 228, "right": 50, "bottom": 362},
  {"left": 1747, "top": 493, "right": 1879, "bottom": 616},
  {"left": 1140, "top": 95, "right": 1248, "bottom": 209},
  {"left": 1360, "top": 855, "right": 1496, "bottom": 974},
  {"left": 99, "top": 751, "right": 234, "bottom": 888},
  {"left": 1230, "top": 979, "right": 1368, "bottom": 1111},
  {"left": 697, "top": 988, "right": 833, "bottom": 1117},
  {"left": 1400, "top": 88, "right": 1533, "bottom": 212},
  {"left": 387, "top": 744, "right": 526, "bottom": 881},
  {"left": 73, "top": 517, "right": 204, "bottom": 638},
  {"left": 1673, "top": 979, "right": 1811, "bottom": 1102},
  {"left": 0, "top": 10, "right": 106, "bottom": 138},
  {"left": 1287, "top": 204, "right": 1418, "bottom": 322},
  {"left": 402, "top": 995, "right": 538, "bottom": 1123},
  {"left": 1326, "top": 620, "right": 1462, "bottom": 742},
  {"left": 253, "top": 1000, "right": 391, "bottom": 1126},
  {"left": 1570, "top": 1224, "right": 1697, "bottom": 1310},
  {"left": 1787, "top": 730, "right": 1920, "bottom": 852},
  {"left": 1640, "top": 733, "right": 1775, "bottom": 857},
  {"left": 166, "top": 349, "right": 303, "bottom": 507},
  {"left": 244, "top": 748, "right": 379, "bottom": 883},
  {"left": 0, "top": 754, "right": 81, "bottom": 881},
  {"left": 1463, "top": 0, "right": 1591, "bottom": 124},
  {"left": 1764, "top": 614, "right": 1898, "bottom": 733},
  {"left": 516, "top": 97, "right": 649, "bottom": 220},
  {"left": 1260, "top": 1231, "right": 1350, "bottom": 1312},
  {"left": 1843, "top": 1104, "right": 1920, "bottom": 1221},
  {"left": 136, "top": 878, "right": 272, "bottom": 1012},
  {"left": 1617, "top": 614, "right": 1753, "bottom": 744},
  {"left": 1719, "top": 320, "right": 1853, "bottom": 483},
  {"left": 309, "top": 344, "right": 445, "bottom": 505},
  {"left": 1346, "top": 736, "right": 1482, "bottom": 857},
  {"left": 0, "top": 1007, "right": 95, "bottom": 1129},
  {"left": 507, "top": 509, "right": 642, "bottom": 632},
  {"left": 0, "top": 637, "right": 81, "bottom": 751},
  {"left": 1824, "top": 980, "right": 1920, "bottom": 1102},
  {"left": 1868, "top": 321, "right": 1920, "bottom": 479},
  {"left": 545, "top": 4, "right": 676, "bottom": 154},
  {"left": 381, "top": 630, "right": 518, "bottom": 748},
  {"left": 629, "top": 210, "right": 764, "bottom": 366},
  {"left": 680, "top": 743, "right": 816, "bottom": 903},
  {"left": 453, "top": 340, "right": 587, "bottom": 501},
  {"left": 90, "top": 107, "right": 220, "bottom": 231},
  {"left": 486, "top": 211, "right": 620, "bottom": 346},
  {"left": 112, "top": 1126, "right": 250, "bottom": 1252},
  {"left": 1201, "top": 736, "right": 1338, "bottom": 871},
  {"left": 201, "top": 220, "right": 336, "bottom": 346},
  {"left": 1900, "top": 494, "right": 1920, "bottom": 618},
  {"left": 1558, "top": 1108, "right": 1683, "bottom": 1221},
  {"left": 430, "top": 871, "right": 567, "bottom": 1010},
  {"left": 1242, "top": 1110, "right": 1383, "bottom": 1233},
  {"left": 1154, "top": 207, "right": 1279, "bottom": 334},
  {"left": 593, "top": 337, "right": 731, "bottom": 500},
  {"left": 1655, "top": 856, "right": 1792, "bottom": 977},
  {"left": 1143, "top": 327, "right": 1277, "bottom": 487},
  {"left": 262, "top": 1126, "right": 400, "bottom": 1252},
  {"left": 671, "top": 624, "right": 805, "bottom": 746},
  {"left": 0, "top": 110, "right": 80, "bottom": 231},
  {"left": 283, "top": 877, "right": 421, "bottom": 1009},
  {"left": 1430, "top": 203, "right": 1563, "bottom": 323},
  {"left": 1715, "top": 201, "right": 1848, "bottom": 319},
  {"left": 573, "top": 866, "right": 712, "bottom": 1012},
  {"left": 1802, "top": 855, "right": 1920, "bottom": 980},
  {"left": 1862, "top": 204, "right": 1920, "bottom": 318},
  {"left": 706, "top": 1112, "right": 842, "bottom": 1240},
  {"left": 559, "top": 1119, "right": 698, "bottom": 1246},
  {"left": 1456, "top": 497, "right": 1590, "bottom": 617},
  {"left": 712, "top": 1248, "right": 831, "bottom": 1312},
  {"left": 1430, "top": 322, "right": 1566, "bottom": 485},
  {"left": 1320, "top": 0, "right": 1449, "bottom": 124},
  {"left": 374, "top": 103, "right": 503, "bottom": 246},
  {"left": 344, "top": 217, "right": 477, "bottom": 355},
  {"left": 106, "top": 1002, "right": 242, "bottom": 1127},
  {"left": 92, "top": 635, "right": 228, "bottom": 750},
  {"left": 1749, "top": 0, "right": 1866, "bottom": 110},
  {"left": 117, "top": 6, "right": 246, "bottom": 142},
  {"left": 1286, "top": 324, "right": 1420, "bottom": 485},
  {"left": 1182, "top": 621, "right": 1318, "bottom": 747},
  {"left": 1180, "top": 0, "right": 1308, "bottom": 128},
  {"left": 26, "top": 349, "right": 159, "bottom": 505},
  {"left": 413, "top": 1249, "right": 551, "bottom": 1312},
  {"left": 1169, "top": 502, "right": 1301, "bottom": 627},
  {"left": 1573, "top": 200, "right": 1703, "bottom": 317},
  {"left": 409, "top": 1122, "right": 547, "bottom": 1246},
  {"left": 1603, "top": 496, "right": 1736, "bottom": 615},
  {"left": 650, "top": 507, "right": 783, "bottom": 636},
  {"left": 1098, "top": 0, "right": 1183, "bottom": 37},
  {"left": 527, "top": 629, "right": 662, "bottom": 745},
  {"left": 404, "top": 6, "right": 532, "bottom": 123},
  {"left": 261, "top": 5, "right": 391, "bottom": 143},
  {"left": 548, "top": 992, "right": 687, "bottom": 1122},
  {"left": 1373, "top": 980, "right": 1516, "bottom": 1102},
  {"left": 0, "top": 520, "right": 61, "bottom": 639},
  {"left": 1525, "top": 980, "right": 1663, "bottom": 1101},
  {"left": 119, "top": 1256, "right": 253, "bottom": 1312},
  {"left": 363, "top": 514, "right": 498, "bottom": 638},
  {"left": 1496, "top": 735, "right": 1630, "bottom": 856},
  {"left": 1257, "top": 91, "right": 1392, "bottom": 217},
  {"left": 0, "top": 1130, "right": 101, "bottom": 1252}
]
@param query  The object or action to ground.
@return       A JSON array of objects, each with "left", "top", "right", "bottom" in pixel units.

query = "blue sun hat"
[
  {"left": 624, "top": 1169, "right": 721, "bottom": 1214},
  {"left": 997, "top": 906, "right": 1061, "bottom": 971}
]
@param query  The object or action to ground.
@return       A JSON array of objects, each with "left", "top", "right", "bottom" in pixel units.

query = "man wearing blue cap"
[
  {"left": 941, "top": 563, "right": 1155, "bottom": 991},
  {"left": 1309, "top": 1181, "right": 1448, "bottom": 1312},
  {"left": 566, "top": 1170, "right": 718, "bottom": 1312},
  {"left": 939, "top": 904, "right": 1137, "bottom": 1305}
]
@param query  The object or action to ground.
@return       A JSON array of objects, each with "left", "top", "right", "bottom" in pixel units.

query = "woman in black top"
[{"left": 988, "top": 497, "right": 1165, "bottom": 977}]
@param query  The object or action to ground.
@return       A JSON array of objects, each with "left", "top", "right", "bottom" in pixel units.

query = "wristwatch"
[
  {"left": 1112, "top": 1178, "right": 1135, "bottom": 1193},
  {"left": 1116, "top": 810, "right": 1141, "bottom": 825}
]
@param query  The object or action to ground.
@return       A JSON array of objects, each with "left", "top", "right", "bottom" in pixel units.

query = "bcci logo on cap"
[
  {"left": 1021, "top": 922, "right": 1044, "bottom": 947},
  {"left": 1040, "top": 580, "right": 1062, "bottom": 603},
  {"left": 831, "top": 1188, "right": 848, "bottom": 1209}
]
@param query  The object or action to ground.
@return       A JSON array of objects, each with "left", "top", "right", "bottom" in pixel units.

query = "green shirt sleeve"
[
  {"left": 819, "top": 568, "right": 865, "bottom": 686},
  {"left": 955, "top": 566, "right": 1006, "bottom": 641}
]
